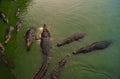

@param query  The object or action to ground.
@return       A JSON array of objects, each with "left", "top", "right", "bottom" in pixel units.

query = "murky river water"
[{"left": 0, "top": 0, "right": 120, "bottom": 79}]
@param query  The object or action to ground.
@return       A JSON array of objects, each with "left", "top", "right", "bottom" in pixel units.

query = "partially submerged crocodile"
[
  {"left": 4, "top": 26, "right": 14, "bottom": 44},
  {"left": 0, "top": 43, "right": 9, "bottom": 66},
  {"left": 24, "top": 28, "right": 36, "bottom": 50},
  {"left": 49, "top": 54, "right": 70, "bottom": 79},
  {"left": 0, "top": 12, "right": 8, "bottom": 24},
  {"left": 16, "top": 8, "right": 20, "bottom": 16},
  {"left": 33, "top": 24, "right": 52, "bottom": 79},
  {"left": 72, "top": 40, "right": 112, "bottom": 55},
  {"left": 57, "top": 33, "right": 86, "bottom": 47},
  {"left": 16, "top": 20, "right": 23, "bottom": 32}
]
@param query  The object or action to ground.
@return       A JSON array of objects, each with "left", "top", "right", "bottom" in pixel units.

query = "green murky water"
[{"left": 0, "top": 0, "right": 120, "bottom": 79}]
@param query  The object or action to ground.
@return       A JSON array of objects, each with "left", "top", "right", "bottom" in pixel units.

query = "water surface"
[{"left": 0, "top": 0, "right": 120, "bottom": 79}]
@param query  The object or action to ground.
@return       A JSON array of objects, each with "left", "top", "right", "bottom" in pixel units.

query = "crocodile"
[
  {"left": 24, "top": 28, "right": 36, "bottom": 50},
  {"left": 57, "top": 32, "right": 86, "bottom": 47},
  {"left": 72, "top": 40, "right": 112, "bottom": 55},
  {"left": 33, "top": 24, "right": 52, "bottom": 79},
  {"left": 16, "top": 8, "right": 20, "bottom": 16},
  {"left": 4, "top": 26, "right": 14, "bottom": 44},
  {"left": 0, "top": 12, "right": 8, "bottom": 24},
  {"left": 49, "top": 54, "right": 70, "bottom": 79},
  {"left": 16, "top": 20, "right": 23, "bottom": 32},
  {"left": 0, "top": 43, "right": 9, "bottom": 66}
]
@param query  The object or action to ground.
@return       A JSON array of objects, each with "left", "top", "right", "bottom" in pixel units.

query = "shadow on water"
[{"left": 0, "top": 0, "right": 31, "bottom": 79}]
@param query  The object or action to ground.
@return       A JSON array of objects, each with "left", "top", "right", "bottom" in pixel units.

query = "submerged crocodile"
[
  {"left": 0, "top": 43, "right": 9, "bottom": 66},
  {"left": 0, "top": 12, "right": 9, "bottom": 24},
  {"left": 16, "top": 20, "right": 23, "bottom": 32},
  {"left": 72, "top": 40, "right": 112, "bottom": 55},
  {"left": 33, "top": 24, "right": 52, "bottom": 79},
  {"left": 4, "top": 26, "right": 14, "bottom": 44},
  {"left": 57, "top": 32, "right": 86, "bottom": 47},
  {"left": 49, "top": 54, "right": 70, "bottom": 79},
  {"left": 24, "top": 28, "right": 36, "bottom": 50},
  {"left": 33, "top": 56, "right": 50, "bottom": 79}
]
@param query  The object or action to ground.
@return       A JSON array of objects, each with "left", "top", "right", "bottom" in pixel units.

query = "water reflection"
[{"left": 35, "top": 27, "right": 43, "bottom": 44}]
